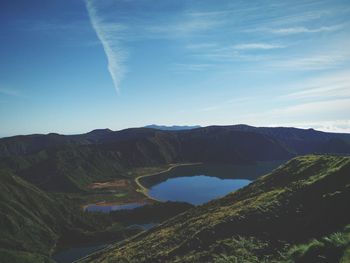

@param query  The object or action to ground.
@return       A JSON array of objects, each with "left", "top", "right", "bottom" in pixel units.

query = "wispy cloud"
[
  {"left": 271, "top": 98, "right": 350, "bottom": 116},
  {"left": 187, "top": 43, "right": 276, "bottom": 62},
  {"left": 266, "top": 120, "right": 350, "bottom": 133},
  {"left": 146, "top": 11, "right": 226, "bottom": 38},
  {"left": 85, "top": 0, "right": 127, "bottom": 93},
  {"left": 282, "top": 70, "right": 350, "bottom": 100},
  {"left": 173, "top": 63, "right": 214, "bottom": 72},
  {"left": 272, "top": 53, "right": 349, "bottom": 71},
  {"left": 240, "top": 98, "right": 350, "bottom": 128},
  {"left": 84, "top": 1, "right": 350, "bottom": 89},
  {"left": 271, "top": 10, "right": 331, "bottom": 25},
  {"left": 291, "top": 120, "right": 350, "bottom": 133},
  {"left": 232, "top": 43, "right": 285, "bottom": 50},
  {"left": 241, "top": 8, "right": 335, "bottom": 33},
  {"left": 269, "top": 25, "right": 342, "bottom": 35}
]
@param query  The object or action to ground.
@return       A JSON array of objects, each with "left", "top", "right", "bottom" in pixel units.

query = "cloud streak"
[
  {"left": 240, "top": 98, "right": 350, "bottom": 127},
  {"left": 173, "top": 63, "right": 214, "bottom": 72},
  {"left": 282, "top": 70, "right": 350, "bottom": 100},
  {"left": 269, "top": 25, "right": 342, "bottom": 35},
  {"left": 145, "top": 10, "right": 226, "bottom": 38},
  {"left": 232, "top": 43, "right": 285, "bottom": 50},
  {"left": 266, "top": 120, "right": 350, "bottom": 133},
  {"left": 85, "top": 0, "right": 127, "bottom": 93},
  {"left": 272, "top": 53, "right": 349, "bottom": 71},
  {"left": 270, "top": 98, "right": 350, "bottom": 116}
]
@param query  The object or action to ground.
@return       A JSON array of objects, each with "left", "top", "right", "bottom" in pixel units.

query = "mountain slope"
[
  {"left": 84, "top": 155, "right": 350, "bottom": 263},
  {"left": 0, "top": 168, "right": 140, "bottom": 263},
  {"left": 0, "top": 169, "right": 61, "bottom": 260}
]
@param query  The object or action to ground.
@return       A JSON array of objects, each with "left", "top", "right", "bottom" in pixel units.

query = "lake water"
[
  {"left": 85, "top": 161, "right": 284, "bottom": 211},
  {"left": 148, "top": 175, "right": 251, "bottom": 205},
  {"left": 142, "top": 161, "right": 284, "bottom": 205}
]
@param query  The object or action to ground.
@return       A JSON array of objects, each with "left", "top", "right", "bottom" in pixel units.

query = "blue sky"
[{"left": 1, "top": 0, "right": 350, "bottom": 137}]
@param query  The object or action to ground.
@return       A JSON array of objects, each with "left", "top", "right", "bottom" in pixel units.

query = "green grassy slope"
[
  {"left": 84, "top": 155, "right": 350, "bottom": 263},
  {"left": 0, "top": 169, "right": 65, "bottom": 254},
  {"left": 0, "top": 146, "right": 127, "bottom": 192},
  {"left": 0, "top": 168, "right": 139, "bottom": 263}
]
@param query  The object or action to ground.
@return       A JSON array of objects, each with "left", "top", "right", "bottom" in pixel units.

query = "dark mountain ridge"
[
  {"left": 0, "top": 125, "right": 349, "bottom": 193},
  {"left": 1, "top": 125, "right": 349, "bottom": 158},
  {"left": 144, "top": 124, "right": 201, "bottom": 131}
]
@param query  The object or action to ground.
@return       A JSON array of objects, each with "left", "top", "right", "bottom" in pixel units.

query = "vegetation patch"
[{"left": 80, "top": 155, "right": 350, "bottom": 263}]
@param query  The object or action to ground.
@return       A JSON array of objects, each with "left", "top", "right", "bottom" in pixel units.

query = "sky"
[{"left": 1, "top": 0, "right": 350, "bottom": 137}]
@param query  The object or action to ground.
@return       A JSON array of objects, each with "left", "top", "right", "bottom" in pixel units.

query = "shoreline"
[
  {"left": 83, "top": 162, "right": 203, "bottom": 209},
  {"left": 134, "top": 162, "right": 202, "bottom": 202}
]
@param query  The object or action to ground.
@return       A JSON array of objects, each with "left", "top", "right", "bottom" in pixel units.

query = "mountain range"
[
  {"left": 0, "top": 125, "right": 350, "bottom": 262},
  {"left": 0, "top": 125, "right": 349, "bottom": 193},
  {"left": 143, "top": 124, "right": 201, "bottom": 131}
]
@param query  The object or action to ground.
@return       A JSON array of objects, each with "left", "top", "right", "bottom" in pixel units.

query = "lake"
[
  {"left": 142, "top": 161, "right": 284, "bottom": 205},
  {"left": 148, "top": 175, "right": 251, "bottom": 205},
  {"left": 85, "top": 161, "right": 284, "bottom": 211}
]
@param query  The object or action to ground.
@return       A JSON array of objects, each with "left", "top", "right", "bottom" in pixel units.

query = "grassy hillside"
[
  {"left": 0, "top": 146, "right": 127, "bottom": 192},
  {"left": 0, "top": 168, "right": 141, "bottom": 263},
  {"left": 83, "top": 155, "right": 350, "bottom": 263}
]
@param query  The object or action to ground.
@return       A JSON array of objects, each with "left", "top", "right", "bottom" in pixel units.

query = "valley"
[
  {"left": 80, "top": 155, "right": 350, "bottom": 263},
  {"left": 0, "top": 125, "right": 349, "bottom": 262}
]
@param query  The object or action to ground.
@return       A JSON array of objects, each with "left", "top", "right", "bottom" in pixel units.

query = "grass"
[
  {"left": 0, "top": 163, "right": 196, "bottom": 262},
  {"left": 286, "top": 227, "right": 350, "bottom": 263},
  {"left": 0, "top": 248, "right": 54, "bottom": 263},
  {"left": 0, "top": 168, "right": 142, "bottom": 261},
  {"left": 80, "top": 155, "right": 350, "bottom": 263}
]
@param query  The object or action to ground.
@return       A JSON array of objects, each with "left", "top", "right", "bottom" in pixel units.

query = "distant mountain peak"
[
  {"left": 87, "top": 128, "right": 113, "bottom": 134},
  {"left": 144, "top": 124, "right": 201, "bottom": 131}
]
